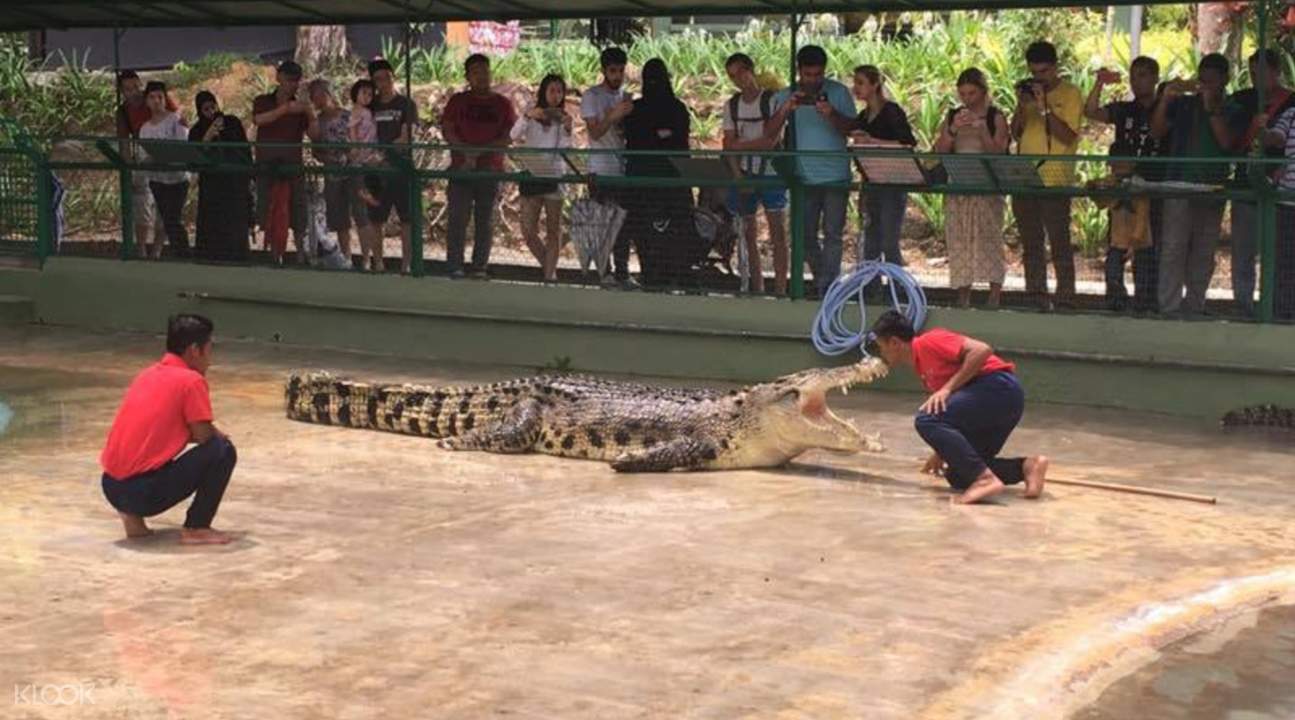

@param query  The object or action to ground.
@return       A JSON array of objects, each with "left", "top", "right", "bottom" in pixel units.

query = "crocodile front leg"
[
  {"left": 437, "top": 400, "right": 543, "bottom": 453},
  {"left": 611, "top": 438, "right": 721, "bottom": 473}
]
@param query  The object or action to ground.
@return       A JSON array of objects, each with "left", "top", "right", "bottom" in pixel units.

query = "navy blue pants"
[
  {"left": 101, "top": 436, "right": 236, "bottom": 529},
  {"left": 915, "top": 371, "right": 1026, "bottom": 490}
]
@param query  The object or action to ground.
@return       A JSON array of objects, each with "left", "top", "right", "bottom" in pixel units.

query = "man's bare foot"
[
  {"left": 179, "top": 528, "right": 234, "bottom": 545},
  {"left": 119, "top": 512, "right": 152, "bottom": 538},
  {"left": 955, "top": 476, "right": 1006, "bottom": 504},
  {"left": 1023, "top": 455, "right": 1049, "bottom": 499}
]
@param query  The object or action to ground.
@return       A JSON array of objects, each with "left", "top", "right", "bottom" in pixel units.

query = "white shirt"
[
  {"left": 722, "top": 91, "right": 776, "bottom": 176},
  {"left": 138, "top": 112, "right": 190, "bottom": 185},
  {"left": 510, "top": 113, "right": 571, "bottom": 178},
  {"left": 580, "top": 84, "right": 628, "bottom": 177}
]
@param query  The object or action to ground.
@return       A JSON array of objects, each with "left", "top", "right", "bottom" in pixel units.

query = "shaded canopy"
[{"left": 8, "top": 0, "right": 1184, "bottom": 31}]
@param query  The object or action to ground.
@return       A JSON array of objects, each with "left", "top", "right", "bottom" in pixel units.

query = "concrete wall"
[{"left": 3, "top": 258, "right": 1293, "bottom": 421}]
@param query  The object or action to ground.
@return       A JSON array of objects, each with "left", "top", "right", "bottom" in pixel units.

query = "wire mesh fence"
[{"left": 8, "top": 136, "right": 1295, "bottom": 322}]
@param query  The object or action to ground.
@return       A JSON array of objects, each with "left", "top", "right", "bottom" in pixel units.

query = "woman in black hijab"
[
  {"left": 188, "top": 90, "right": 253, "bottom": 262},
  {"left": 622, "top": 58, "right": 698, "bottom": 287}
]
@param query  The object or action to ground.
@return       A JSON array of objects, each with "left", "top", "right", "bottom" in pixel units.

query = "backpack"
[{"left": 728, "top": 89, "right": 775, "bottom": 175}]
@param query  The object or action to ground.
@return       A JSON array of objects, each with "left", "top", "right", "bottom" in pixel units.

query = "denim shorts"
[{"left": 726, "top": 186, "right": 788, "bottom": 217}]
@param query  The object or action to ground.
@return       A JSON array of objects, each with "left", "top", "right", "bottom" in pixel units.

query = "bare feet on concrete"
[
  {"left": 1023, "top": 455, "right": 1049, "bottom": 499},
  {"left": 954, "top": 472, "right": 1006, "bottom": 504},
  {"left": 179, "top": 528, "right": 234, "bottom": 545},
  {"left": 119, "top": 512, "right": 153, "bottom": 539}
]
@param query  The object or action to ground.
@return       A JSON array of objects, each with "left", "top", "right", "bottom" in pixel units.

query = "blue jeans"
[
  {"left": 101, "top": 436, "right": 237, "bottom": 529},
  {"left": 914, "top": 372, "right": 1026, "bottom": 490},
  {"left": 862, "top": 187, "right": 908, "bottom": 265},
  {"left": 803, "top": 187, "right": 848, "bottom": 292}
]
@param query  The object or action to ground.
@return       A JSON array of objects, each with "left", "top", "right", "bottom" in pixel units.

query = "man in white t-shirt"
[
  {"left": 722, "top": 53, "right": 788, "bottom": 295},
  {"left": 581, "top": 47, "right": 638, "bottom": 289}
]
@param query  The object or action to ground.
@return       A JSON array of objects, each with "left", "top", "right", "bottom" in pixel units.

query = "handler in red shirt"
[
  {"left": 870, "top": 311, "right": 1048, "bottom": 504},
  {"left": 100, "top": 314, "right": 236, "bottom": 544}
]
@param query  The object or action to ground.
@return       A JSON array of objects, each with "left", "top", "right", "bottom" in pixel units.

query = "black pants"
[
  {"left": 914, "top": 372, "right": 1026, "bottom": 490},
  {"left": 149, "top": 181, "right": 191, "bottom": 257},
  {"left": 101, "top": 436, "right": 236, "bottom": 529},
  {"left": 1104, "top": 244, "right": 1158, "bottom": 311},
  {"left": 446, "top": 179, "right": 499, "bottom": 273}
]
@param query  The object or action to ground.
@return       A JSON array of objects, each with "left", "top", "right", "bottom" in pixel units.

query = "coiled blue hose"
[{"left": 811, "top": 260, "right": 928, "bottom": 357}]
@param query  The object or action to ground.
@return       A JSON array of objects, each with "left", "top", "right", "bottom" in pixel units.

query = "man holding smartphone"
[
  {"left": 765, "top": 45, "right": 857, "bottom": 296},
  {"left": 1010, "top": 41, "right": 1082, "bottom": 310},
  {"left": 1085, "top": 57, "right": 1166, "bottom": 312},
  {"left": 1150, "top": 53, "right": 1245, "bottom": 317}
]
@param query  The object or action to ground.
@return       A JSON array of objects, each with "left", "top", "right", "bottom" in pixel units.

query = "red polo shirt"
[
  {"left": 100, "top": 354, "right": 212, "bottom": 480},
  {"left": 253, "top": 89, "right": 310, "bottom": 164},
  {"left": 911, "top": 328, "right": 1015, "bottom": 393},
  {"left": 443, "top": 90, "right": 516, "bottom": 172}
]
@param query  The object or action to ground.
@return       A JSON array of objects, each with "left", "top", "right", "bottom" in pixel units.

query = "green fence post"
[
  {"left": 119, "top": 167, "right": 134, "bottom": 259},
  {"left": 786, "top": 12, "right": 804, "bottom": 299},
  {"left": 409, "top": 169, "right": 425, "bottom": 277},
  {"left": 1256, "top": 0, "right": 1275, "bottom": 322},
  {"left": 34, "top": 158, "right": 52, "bottom": 264},
  {"left": 789, "top": 181, "right": 805, "bottom": 299}
]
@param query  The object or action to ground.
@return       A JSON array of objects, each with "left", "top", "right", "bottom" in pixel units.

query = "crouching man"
[
  {"left": 99, "top": 314, "right": 236, "bottom": 544},
  {"left": 870, "top": 311, "right": 1048, "bottom": 504}
]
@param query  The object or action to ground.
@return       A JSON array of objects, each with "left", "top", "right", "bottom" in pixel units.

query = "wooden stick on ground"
[{"left": 1045, "top": 476, "right": 1218, "bottom": 505}]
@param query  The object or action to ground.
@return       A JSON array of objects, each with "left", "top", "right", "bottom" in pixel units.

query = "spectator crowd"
[{"left": 112, "top": 41, "right": 1295, "bottom": 319}]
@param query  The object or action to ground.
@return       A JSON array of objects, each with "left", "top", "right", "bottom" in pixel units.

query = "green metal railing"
[{"left": 3, "top": 130, "right": 1292, "bottom": 321}]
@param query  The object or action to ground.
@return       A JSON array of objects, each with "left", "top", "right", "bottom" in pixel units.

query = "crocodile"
[
  {"left": 284, "top": 360, "right": 889, "bottom": 472},
  {"left": 1221, "top": 404, "right": 1294, "bottom": 430}
]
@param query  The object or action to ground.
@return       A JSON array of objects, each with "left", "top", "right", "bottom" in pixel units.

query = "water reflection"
[{"left": 1077, "top": 604, "right": 1295, "bottom": 720}]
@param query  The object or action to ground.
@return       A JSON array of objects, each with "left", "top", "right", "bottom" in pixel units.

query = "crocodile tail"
[
  {"left": 1221, "top": 404, "right": 1295, "bottom": 429},
  {"left": 285, "top": 371, "right": 445, "bottom": 437}
]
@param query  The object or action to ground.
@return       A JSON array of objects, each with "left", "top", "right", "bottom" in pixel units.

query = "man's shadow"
[{"left": 112, "top": 527, "right": 256, "bottom": 553}]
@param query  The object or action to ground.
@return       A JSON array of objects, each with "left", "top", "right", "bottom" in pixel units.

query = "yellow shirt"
[{"left": 1017, "top": 80, "right": 1082, "bottom": 187}]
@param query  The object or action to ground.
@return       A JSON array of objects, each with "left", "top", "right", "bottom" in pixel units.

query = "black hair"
[
  {"left": 797, "top": 45, "right": 828, "bottom": 69},
  {"left": 1199, "top": 53, "right": 1230, "bottom": 78},
  {"left": 1249, "top": 48, "right": 1282, "bottom": 71},
  {"left": 1130, "top": 55, "right": 1160, "bottom": 76},
  {"left": 144, "top": 80, "right": 167, "bottom": 97},
  {"left": 956, "top": 67, "right": 988, "bottom": 92},
  {"left": 1025, "top": 41, "right": 1058, "bottom": 65},
  {"left": 276, "top": 60, "right": 303, "bottom": 79},
  {"left": 166, "top": 314, "right": 214, "bottom": 355},
  {"left": 725, "top": 52, "right": 754, "bottom": 72},
  {"left": 368, "top": 58, "right": 395, "bottom": 77},
  {"left": 600, "top": 47, "right": 628, "bottom": 68},
  {"left": 465, "top": 53, "right": 490, "bottom": 73},
  {"left": 350, "top": 78, "right": 376, "bottom": 105},
  {"left": 116, "top": 70, "right": 139, "bottom": 89},
  {"left": 870, "top": 310, "right": 916, "bottom": 343},
  {"left": 536, "top": 73, "right": 566, "bottom": 110}
]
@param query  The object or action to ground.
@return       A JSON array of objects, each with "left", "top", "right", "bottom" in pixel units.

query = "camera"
[{"left": 1015, "top": 78, "right": 1042, "bottom": 95}]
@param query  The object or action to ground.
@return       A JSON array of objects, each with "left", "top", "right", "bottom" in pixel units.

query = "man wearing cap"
[
  {"left": 869, "top": 310, "right": 1049, "bottom": 505},
  {"left": 252, "top": 60, "right": 319, "bottom": 266}
]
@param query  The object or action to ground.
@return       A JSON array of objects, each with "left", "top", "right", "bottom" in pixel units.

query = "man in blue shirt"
[{"left": 766, "top": 45, "right": 858, "bottom": 294}]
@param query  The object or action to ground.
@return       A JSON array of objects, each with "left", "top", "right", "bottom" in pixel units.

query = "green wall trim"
[{"left": 3, "top": 258, "right": 1293, "bottom": 421}]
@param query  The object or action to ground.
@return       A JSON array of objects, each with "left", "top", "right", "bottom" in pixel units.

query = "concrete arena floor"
[{"left": 1, "top": 327, "right": 1292, "bottom": 720}]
